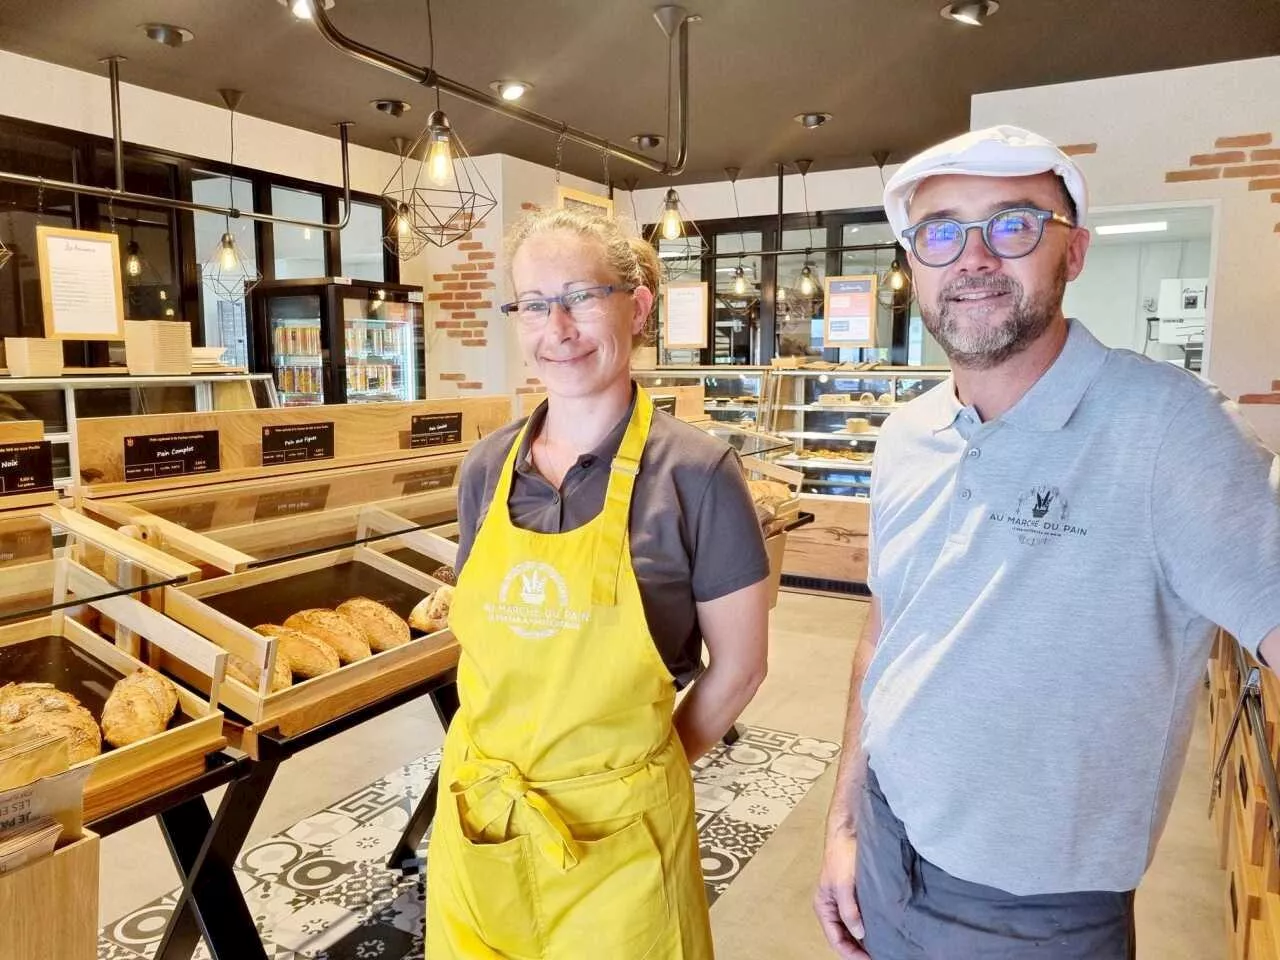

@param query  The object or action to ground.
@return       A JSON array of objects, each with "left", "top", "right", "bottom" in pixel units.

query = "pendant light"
[
  {"left": 124, "top": 239, "right": 143, "bottom": 278},
  {"left": 659, "top": 188, "right": 683, "bottom": 240},
  {"left": 0, "top": 236, "right": 10, "bottom": 272},
  {"left": 425, "top": 110, "right": 454, "bottom": 187},
  {"left": 799, "top": 263, "right": 817, "bottom": 297},
  {"left": 202, "top": 89, "right": 261, "bottom": 302},
  {"left": 733, "top": 265, "right": 747, "bottom": 296},
  {"left": 886, "top": 259, "right": 907, "bottom": 291}
]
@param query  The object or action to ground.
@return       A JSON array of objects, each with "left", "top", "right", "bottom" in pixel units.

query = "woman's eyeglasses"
[
  {"left": 499, "top": 284, "right": 635, "bottom": 323},
  {"left": 901, "top": 207, "right": 1075, "bottom": 268}
]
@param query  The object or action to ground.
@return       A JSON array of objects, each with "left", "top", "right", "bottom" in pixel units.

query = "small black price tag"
[
  {"left": 0, "top": 441, "right": 54, "bottom": 497},
  {"left": 124, "top": 431, "right": 220, "bottom": 482},
  {"left": 395, "top": 464, "right": 458, "bottom": 495},
  {"left": 253, "top": 484, "right": 331, "bottom": 521},
  {"left": 411, "top": 412, "right": 463, "bottom": 449},
  {"left": 262, "top": 422, "right": 335, "bottom": 466}
]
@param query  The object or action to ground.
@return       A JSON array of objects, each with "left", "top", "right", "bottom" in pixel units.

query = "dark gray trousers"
[{"left": 855, "top": 768, "right": 1136, "bottom": 959}]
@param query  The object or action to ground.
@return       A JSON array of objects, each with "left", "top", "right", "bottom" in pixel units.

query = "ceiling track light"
[
  {"left": 794, "top": 112, "right": 832, "bottom": 129},
  {"left": 490, "top": 80, "right": 533, "bottom": 102},
  {"left": 372, "top": 99, "right": 411, "bottom": 118},
  {"left": 940, "top": 0, "right": 999, "bottom": 26},
  {"left": 140, "top": 23, "right": 193, "bottom": 47},
  {"left": 630, "top": 133, "right": 665, "bottom": 151}
]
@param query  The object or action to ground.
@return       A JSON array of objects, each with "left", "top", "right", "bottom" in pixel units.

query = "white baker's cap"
[{"left": 882, "top": 125, "right": 1088, "bottom": 241}]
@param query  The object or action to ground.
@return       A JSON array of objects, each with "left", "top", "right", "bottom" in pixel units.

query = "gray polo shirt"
[
  {"left": 456, "top": 392, "right": 770, "bottom": 686},
  {"left": 864, "top": 319, "right": 1280, "bottom": 896}
]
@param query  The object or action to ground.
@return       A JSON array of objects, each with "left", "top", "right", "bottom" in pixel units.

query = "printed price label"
[
  {"left": 261, "top": 422, "right": 335, "bottom": 466},
  {"left": 410, "top": 412, "right": 462, "bottom": 449},
  {"left": 0, "top": 441, "right": 53, "bottom": 496},
  {"left": 124, "top": 431, "right": 220, "bottom": 482}
]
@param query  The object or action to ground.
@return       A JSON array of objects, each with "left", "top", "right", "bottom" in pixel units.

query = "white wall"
[
  {"left": 1064, "top": 238, "right": 1211, "bottom": 360},
  {"left": 972, "top": 55, "right": 1280, "bottom": 399}
]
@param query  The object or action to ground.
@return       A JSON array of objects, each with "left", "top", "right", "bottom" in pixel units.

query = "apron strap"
[{"left": 592, "top": 387, "right": 653, "bottom": 606}]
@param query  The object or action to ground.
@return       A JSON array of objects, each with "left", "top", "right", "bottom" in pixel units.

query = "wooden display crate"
[
  {"left": 161, "top": 543, "right": 459, "bottom": 756},
  {"left": 783, "top": 493, "right": 869, "bottom": 586},
  {"left": 0, "top": 830, "right": 98, "bottom": 960},
  {"left": 125, "top": 320, "right": 193, "bottom": 375},
  {"left": 0, "top": 562, "right": 227, "bottom": 822},
  {"left": 82, "top": 457, "right": 464, "bottom": 576},
  {"left": 1, "top": 338, "right": 63, "bottom": 378}
]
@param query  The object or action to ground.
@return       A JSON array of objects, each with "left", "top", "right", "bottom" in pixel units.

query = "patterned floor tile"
[
  {"left": 98, "top": 939, "right": 147, "bottom": 960},
  {"left": 99, "top": 893, "right": 178, "bottom": 959},
  {"left": 239, "top": 836, "right": 323, "bottom": 881},
  {"left": 311, "top": 919, "right": 419, "bottom": 960},
  {"left": 269, "top": 900, "right": 363, "bottom": 956},
  {"left": 275, "top": 851, "right": 356, "bottom": 899},
  {"left": 284, "top": 810, "right": 363, "bottom": 848}
]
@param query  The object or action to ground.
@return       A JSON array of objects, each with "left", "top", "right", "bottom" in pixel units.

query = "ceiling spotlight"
[
  {"left": 630, "top": 133, "right": 664, "bottom": 151},
  {"left": 490, "top": 80, "right": 532, "bottom": 102},
  {"left": 371, "top": 99, "right": 411, "bottom": 118},
  {"left": 278, "top": 0, "right": 335, "bottom": 20},
  {"left": 941, "top": 1, "right": 999, "bottom": 26},
  {"left": 794, "top": 112, "right": 832, "bottom": 130},
  {"left": 140, "top": 23, "right": 193, "bottom": 47}
]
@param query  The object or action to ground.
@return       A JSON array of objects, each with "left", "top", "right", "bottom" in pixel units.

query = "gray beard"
[{"left": 920, "top": 260, "right": 1067, "bottom": 370}]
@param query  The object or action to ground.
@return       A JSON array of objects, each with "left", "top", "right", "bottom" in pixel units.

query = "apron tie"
[{"left": 451, "top": 758, "right": 583, "bottom": 871}]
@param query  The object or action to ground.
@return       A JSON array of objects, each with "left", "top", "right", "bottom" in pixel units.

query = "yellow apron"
[{"left": 426, "top": 387, "right": 714, "bottom": 960}]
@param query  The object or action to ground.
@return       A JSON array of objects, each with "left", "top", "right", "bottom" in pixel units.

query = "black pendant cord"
[
  {"left": 425, "top": 0, "right": 440, "bottom": 113},
  {"left": 225, "top": 104, "right": 236, "bottom": 237}
]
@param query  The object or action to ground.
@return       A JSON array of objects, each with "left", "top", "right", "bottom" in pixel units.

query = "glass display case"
[
  {"left": 251, "top": 280, "right": 426, "bottom": 407},
  {"left": 633, "top": 367, "right": 772, "bottom": 428},
  {"left": 765, "top": 367, "right": 949, "bottom": 497}
]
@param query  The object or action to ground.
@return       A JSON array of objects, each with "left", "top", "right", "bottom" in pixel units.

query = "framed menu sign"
[
  {"left": 124, "top": 431, "right": 220, "bottom": 482},
  {"left": 261, "top": 422, "right": 335, "bottom": 466},
  {"left": 823, "top": 275, "right": 877, "bottom": 348},
  {"left": 411, "top": 412, "right": 463, "bottom": 449},
  {"left": 36, "top": 226, "right": 126, "bottom": 341},
  {"left": 661, "top": 282, "right": 709, "bottom": 350},
  {"left": 0, "top": 441, "right": 54, "bottom": 497}
]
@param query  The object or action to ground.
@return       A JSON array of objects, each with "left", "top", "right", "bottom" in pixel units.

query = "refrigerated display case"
[
  {"left": 251, "top": 280, "right": 425, "bottom": 406},
  {"left": 632, "top": 367, "right": 772, "bottom": 427}
]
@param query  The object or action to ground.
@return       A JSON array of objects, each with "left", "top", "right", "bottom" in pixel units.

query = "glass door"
[
  {"left": 341, "top": 291, "right": 416, "bottom": 403},
  {"left": 267, "top": 294, "right": 325, "bottom": 406}
]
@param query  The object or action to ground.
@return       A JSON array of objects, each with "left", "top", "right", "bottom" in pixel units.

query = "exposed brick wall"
[{"left": 1166, "top": 133, "right": 1280, "bottom": 234}]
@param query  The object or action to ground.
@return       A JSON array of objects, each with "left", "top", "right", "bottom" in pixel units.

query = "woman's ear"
[{"left": 631, "top": 285, "right": 655, "bottom": 336}]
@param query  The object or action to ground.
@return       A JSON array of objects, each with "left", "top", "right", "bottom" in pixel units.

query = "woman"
[{"left": 426, "top": 207, "right": 772, "bottom": 959}]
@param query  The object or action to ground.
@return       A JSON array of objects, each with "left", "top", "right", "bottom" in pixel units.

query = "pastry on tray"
[
  {"left": 284, "top": 610, "right": 373, "bottom": 664},
  {"left": 432, "top": 565, "right": 458, "bottom": 586},
  {"left": 409, "top": 586, "right": 454, "bottom": 634},
  {"left": 845, "top": 417, "right": 871, "bottom": 434},
  {"left": 0, "top": 683, "right": 102, "bottom": 763},
  {"left": 255, "top": 624, "right": 341, "bottom": 678},
  {"left": 337, "top": 598, "right": 411, "bottom": 652},
  {"left": 226, "top": 653, "right": 293, "bottom": 693},
  {"left": 877, "top": 393, "right": 894, "bottom": 405}
]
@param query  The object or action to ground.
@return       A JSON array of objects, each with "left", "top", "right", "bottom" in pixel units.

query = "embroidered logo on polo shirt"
[
  {"left": 987, "top": 484, "right": 1089, "bottom": 546},
  {"left": 486, "top": 561, "right": 591, "bottom": 639}
]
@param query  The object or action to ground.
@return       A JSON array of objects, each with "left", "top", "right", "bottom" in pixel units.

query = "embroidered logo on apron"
[{"left": 487, "top": 560, "right": 591, "bottom": 639}]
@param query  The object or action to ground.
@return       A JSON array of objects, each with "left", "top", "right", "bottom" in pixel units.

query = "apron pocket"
[
  {"left": 435, "top": 809, "right": 544, "bottom": 959},
  {"left": 542, "top": 814, "right": 672, "bottom": 960}
]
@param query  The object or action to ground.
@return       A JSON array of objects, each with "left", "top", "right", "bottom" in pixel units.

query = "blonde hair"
[{"left": 505, "top": 207, "right": 661, "bottom": 346}]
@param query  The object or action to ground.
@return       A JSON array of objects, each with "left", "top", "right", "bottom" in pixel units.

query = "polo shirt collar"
[
  {"left": 1001, "top": 319, "right": 1109, "bottom": 432},
  {"left": 515, "top": 383, "right": 638, "bottom": 475},
  {"left": 925, "top": 319, "right": 1108, "bottom": 434}
]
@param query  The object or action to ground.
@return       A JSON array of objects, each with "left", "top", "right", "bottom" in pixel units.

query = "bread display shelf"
[
  {"left": 81, "top": 454, "right": 465, "bottom": 575},
  {"left": 162, "top": 544, "right": 458, "bottom": 756},
  {"left": 0, "top": 562, "right": 227, "bottom": 822},
  {"left": 75, "top": 396, "right": 509, "bottom": 497}
]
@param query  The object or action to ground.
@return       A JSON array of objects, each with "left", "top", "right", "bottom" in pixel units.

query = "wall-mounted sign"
[
  {"left": 662, "top": 281, "right": 709, "bottom": 350},
  {"left": 823, "top": 275, "right": 877, "bottom": 348},
  {"left": 0, "top": 442, "right": 53, "bottom": 497},
  {"left": 261, "top": 422, "right": 335, "bottom": 466},
  {"left": 36, "top": 226, "right": 126, "bottom": 341},
  {"left": 124, "top": 431, "right": 220, "bottom": 482},
  {"left": 411, "top": 412, "right": 463, "bottom": 449}
]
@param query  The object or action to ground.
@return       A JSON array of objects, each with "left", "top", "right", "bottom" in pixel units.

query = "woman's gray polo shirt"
[{"left": 864, "top": 319, "right": 1280, "bottom": 896}]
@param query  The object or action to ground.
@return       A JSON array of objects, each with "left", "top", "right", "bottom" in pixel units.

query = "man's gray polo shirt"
[{"left": 863, "top": 319, "right": 1280, "bottom": 896}]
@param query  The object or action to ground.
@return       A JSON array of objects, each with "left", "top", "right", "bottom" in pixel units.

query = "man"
[{"left": 813, "top": 125, "right": 1280, "bottom": 959}]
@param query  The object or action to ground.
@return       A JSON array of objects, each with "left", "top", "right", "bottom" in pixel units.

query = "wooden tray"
[
  {"left": 162, "top": 545, "right": 458, "bottom": 755},
  {"left": 0, "top": 563, "right": 226, "bottom": 822}
]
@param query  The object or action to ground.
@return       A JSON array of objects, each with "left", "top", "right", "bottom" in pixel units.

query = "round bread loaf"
[
  {"left": 100, "top": 668, "right": 179, "bottom": 748},
  {"left": 409, "top": 586, "right": 454, "bottom": 633},
  {"left": 282, "top": 610, "right": 372, "bottom": 664},
  {"left": 336, "top": 598, "right": 411, "bottom": 652},
  {"left": 255, "top": 624, "right": 341, "bottom": 678},
  {"left": 0, "top": 683, "right": 103, "bottom": 763},
  {"left": 432, "top": 565, "right": 457, "bottom": 586}
]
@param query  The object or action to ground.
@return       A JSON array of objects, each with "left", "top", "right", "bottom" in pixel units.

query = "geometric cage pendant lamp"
[{"left": 201, "top": 89, "right": 262, "bottom": 302}]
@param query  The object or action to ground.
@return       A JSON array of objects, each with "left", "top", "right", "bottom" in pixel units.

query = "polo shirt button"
[
  {"left": 959, "top": 488, "right": 972, "bottom": 501},
  {"left": 967, "top": 448, "right": 980, "bottom": 459}
]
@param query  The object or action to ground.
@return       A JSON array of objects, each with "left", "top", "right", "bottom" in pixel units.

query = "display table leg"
[
  {"left": 154, "top": 755, "right": 280, "bottom": 960},
  {"left": 386, "top": 681, "right": 460, "bottom": 872}
]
